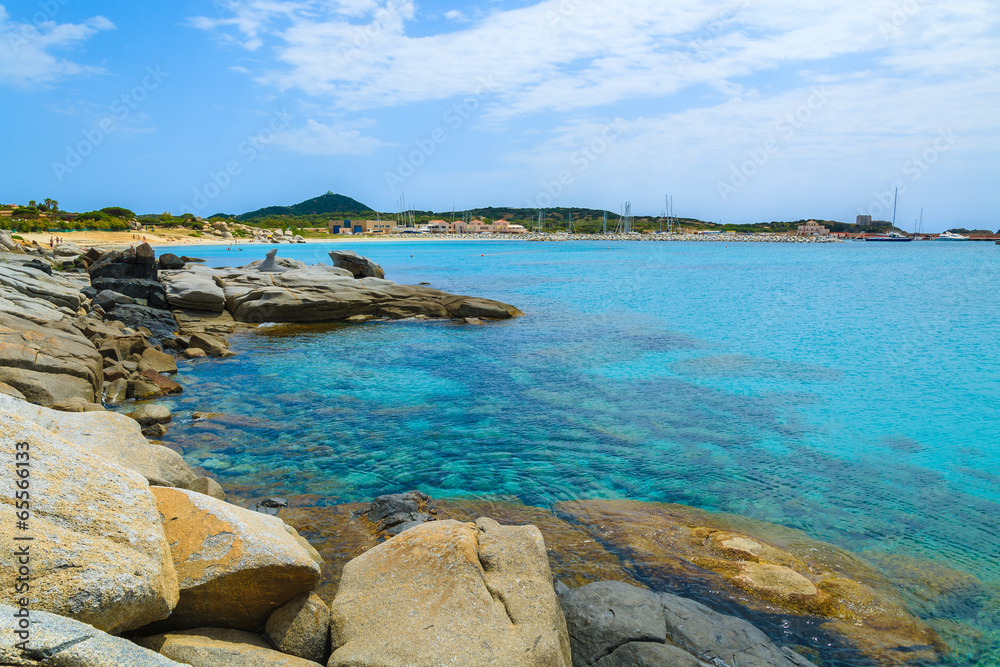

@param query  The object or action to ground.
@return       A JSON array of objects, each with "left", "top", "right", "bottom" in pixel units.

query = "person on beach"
[{"left": 49, "top": 237, "right": 53, "bottom": 249}]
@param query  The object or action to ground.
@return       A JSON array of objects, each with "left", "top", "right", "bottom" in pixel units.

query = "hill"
[{"left": 236, "top": 192, "right": 373, "bottom": 220}]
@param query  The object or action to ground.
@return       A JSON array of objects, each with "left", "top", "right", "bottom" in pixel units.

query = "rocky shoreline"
[{"left": 0, "top": 233, "right": 954, "bottom": 666}]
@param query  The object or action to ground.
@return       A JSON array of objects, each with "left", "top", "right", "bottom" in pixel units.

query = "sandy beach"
[{"left": 14, "top": 230, "right": 523, "bottom": 250}]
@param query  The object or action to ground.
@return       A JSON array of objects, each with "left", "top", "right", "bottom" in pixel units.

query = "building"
[
  {"left": 328, "top": 219, "right": 392, "bottom": 234},
  {"left": 796, "top": 221, "right": 830, "bottom": 236},
  {"left": 857, "top": 215, "right": 872, "bottom": 226},
  {"left": 426, "top": 220, "right": 450, "bottom": 233}
]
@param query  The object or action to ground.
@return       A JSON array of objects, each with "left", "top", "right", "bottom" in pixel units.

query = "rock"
[
  {"left": 0, "top": 604, "right": 186, "bottom": 666},
  {"left": 251, "top": 497, "right": 288, "bottom": 516},
  {"left": 129, "top": 403, "right": 172, "bottom": 426},
  {"left": 184, "top": 347, "right": 207, "bottom": 358},
  {"left": 188, "top": 331, "right": 231, "bottom": 357},
  {"left": 53, "top": 242, "right": 84, "bottom": 257},
  {"left": 138, "top": 346, "right": 178, "bottom": 374},
  {"left": 0, "top": 312, "right": 103, "bottom": 405},
  {"left": 558, "top": 580, "right": 817, "bottom": 667},
  {"left": 161, "top": 267, "right": 227, "bottom": 312},
  {"left": 144, "top": 422, "right": 169, "bottom": 438},
  {"left": 24, "top": 258, "right": 53, "bottom": 275},
  {"left": 93, "top": 288, "right": 131, "bottom": 311},
  {"left": 160, "top": 253, "right": 186, "bottom": 269},
  {"left": 362, "top": 490, "right": 434, "bottom": 535},
  {"left": 0, "top": 412, "right": 179, "bottom": 632},
  {"left": 255, "top": 248, "right": 287, "bottom": 272},
  {"left": 136, "top": 627, "right": 324, "bottom": 666},
  {"left": 89, "top": 243, "right": 157, "bottom": 280},
  {"left": 172, "top": 308, "right": 238, "bottom": 336},
  {"left": 265, "top": 592, "right": 330, "bottom": 663},
  {"left": 219, "top": 265, "right": 522, "bottom": 323},
  {"left": 0, "top": 380, "right": 26, "bottom": 399},
  {"left": 104, "top": 304, "right": 179, "bottom": 341},
  {"left": 187, "top": 475, "right": 226, "bottom": 500},
  {"left": 592, "top": 641, "right": 703, "bottom": 667},
  {"left": 103, "top": 377, "right": 128, "bottom": 404},
  {"left": 328, "top": 250, "right": 385, "bottom": 279},
  {"left": 555, "top": 500, "right": 945, "bottom": 665},
  {"left": 180, "top": 256, "right": 205, "bottom": 263},
  {"left": 293, "top": 235, "right": 305, "bottom": 243},
  {"left": 50, "top": 396, "right": 105, "bottom": 412},
  {"left": 91, "top": 277, "right": 169, "bottom": 309},
  {"left": 0, "top": 262, "right": 83, "bottom": 312},
  {"left": 0, "top": 393, "right": 197, "bottom": 488},
  {"left": 0, "top": 229, "right": 20, "bottom": 252},
  {"left": 148, "top": 487, "right": 322, "bottom": 631},
  {"left": 129, "top": 369, "right": 183, "bottom": 399},
  {"left": 148, "top": 445, "right": 197, "bottom": 486},
  {"left": 328, "top": 518, "right": 571, "bottom": 667}
]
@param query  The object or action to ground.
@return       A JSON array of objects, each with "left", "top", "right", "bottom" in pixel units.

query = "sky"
[{"left": 0, "top": 0, "right": 998, "bottom": 230}]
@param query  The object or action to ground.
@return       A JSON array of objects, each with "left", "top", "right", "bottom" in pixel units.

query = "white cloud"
[
  {"left": 271, "top": 118, "right": 389, "bottom": 155},
  {"left": 190, "top": 0, "right": 1000, "bottom": 118},
  {"left": 189, "top": 0, "right": 1000, "bottom": 224},
  {"left": 0, "top": 5, "right": 116, "bottom": 86}
]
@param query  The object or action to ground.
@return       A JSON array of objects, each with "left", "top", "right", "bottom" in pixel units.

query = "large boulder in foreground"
[
  {"left": 328, "top": 518, "right": 571, "bottom": 667},
  {"left": 0, "top": 393, "right": 196, "bottom": 488},
  {"left": 0, "top": 413, "right": 179, "bottom": 633},
  {"left": 0, "top": 312, "right": 103, "bottom": 405},
  {"left": 136, "top": 627, "right": 323, "bottom": 666},
  {"left": 149, "top": 487, "right": 322, "bottom": 631},
  {"left": 556, "top": 499, "right": 945, "bottom": 665},
  {"left": 0, "top": 605, "right": 186, "bottom": 666},
  {"left": 558, "top": 580, "right": 817, "bottom": 667}
]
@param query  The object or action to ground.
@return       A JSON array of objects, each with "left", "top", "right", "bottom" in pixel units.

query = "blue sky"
[{"left": 1, "top": 0, "right": 997, "bottom": 229}]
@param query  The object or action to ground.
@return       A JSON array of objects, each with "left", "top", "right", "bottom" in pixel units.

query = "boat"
[
  {"left": 937, "top": 231, "right": 969, "bottom": 241},
  {"left": 865, "top": 187, "right": 913, "bottom": 242}
]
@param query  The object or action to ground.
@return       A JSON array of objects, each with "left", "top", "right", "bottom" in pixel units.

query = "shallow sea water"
[{"left": 158, "top": 240, "right": 1000, "bottom": 665}]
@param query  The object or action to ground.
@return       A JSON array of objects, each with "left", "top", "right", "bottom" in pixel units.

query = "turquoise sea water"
[{"left": 159, "top": 240, "right": 999, "bottom": 664}]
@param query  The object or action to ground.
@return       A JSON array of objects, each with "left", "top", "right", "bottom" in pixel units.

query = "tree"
[
  {"left": 28, "top": 200, "right": 37, "bottom": 208},
  {"left": 44, "top": 198, "right": 59, "bottom": 212},
  {"left": 100, "top": 206, "right": 136, "bottom": 219}
]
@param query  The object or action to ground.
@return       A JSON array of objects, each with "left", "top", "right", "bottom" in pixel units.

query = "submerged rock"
[
  {"left": 361, "top": 490, "right": 434, "bottom": 535},
  {"left": 328, "top": 518, "right": 571, "bottom": 667},
  {"left": 558, "top": 580, "right": 817, "bottom": 667},
  {"left": 555, "top": 499, "right": 946, "bottom": 665}
]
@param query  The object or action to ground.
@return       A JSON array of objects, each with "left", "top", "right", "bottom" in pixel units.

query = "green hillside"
[{"left": 237, "top": 192, "right": 373, "bottom": 220}]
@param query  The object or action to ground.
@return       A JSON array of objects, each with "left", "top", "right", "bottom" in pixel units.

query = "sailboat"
[{"left": 865, "top": 188, "right": 913, "bottom": 242}]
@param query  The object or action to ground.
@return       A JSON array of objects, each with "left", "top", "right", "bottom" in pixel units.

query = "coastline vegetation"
[{"left": 4, "top": 192, "right": 998, "bottom": 237}]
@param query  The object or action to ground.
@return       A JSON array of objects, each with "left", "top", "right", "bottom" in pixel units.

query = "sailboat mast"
[{"left": 891, "top": 187, "right": 898, "bottom": 234}]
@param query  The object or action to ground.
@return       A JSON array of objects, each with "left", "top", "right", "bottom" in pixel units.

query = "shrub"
[{"left": 11, "top": 207, "right": 39, "bottom": 219}]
